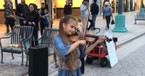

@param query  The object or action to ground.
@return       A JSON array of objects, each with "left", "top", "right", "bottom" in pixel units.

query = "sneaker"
[
  {"left": 91, "top": 28, "right": 96, "bottom": 30},
  {"left": 105, "top": 27, "right": 109, "bottom": 30},
  {"left": 8, "top": 32, "right": 12, "bottom": 34}
]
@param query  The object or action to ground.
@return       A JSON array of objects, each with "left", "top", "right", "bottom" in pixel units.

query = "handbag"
[{"left": 111, "top": 19, "right": 115, "bottom": 25}]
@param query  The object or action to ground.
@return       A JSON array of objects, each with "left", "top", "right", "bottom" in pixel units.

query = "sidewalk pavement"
[
  {"left": 53, "top": 12, "right": 145, "bottom": 48},
  {"left": 0, "top": 11, "right": 145, "bottom": 76}
]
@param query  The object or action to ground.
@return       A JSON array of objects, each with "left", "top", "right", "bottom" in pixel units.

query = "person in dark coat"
[
  {"left": 88, "top": 0, "right": 99, "bottom": 30},
  {"left": 15, "top": 0, "right": 29, "bottom": 26},
  {"left": 23, "top": 3, "right": 39, "bottom": 46},
  {"left": 64, "top": 0, "right": 72, "bottom": 16},
  {"left": 4, "top": 0, "right": 15, "bottom": 33}
]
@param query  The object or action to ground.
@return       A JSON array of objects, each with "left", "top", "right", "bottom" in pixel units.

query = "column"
[
  {"left": 46, "top": 0, "right": 53, "bottom": 28},
  {"left": 46, "top": 1, "right": 52, "bottom": 75},
  {"left": 130, "top": 0, "right": 133, "bottom": 11},
  {"left": 113, "top": 0, "right": 128, "bottom": 32},
  {"left": 139, "top": 0, "right": 144, "bottom": 14}
]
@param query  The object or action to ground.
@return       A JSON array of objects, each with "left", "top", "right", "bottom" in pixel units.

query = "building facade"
[{"left": 0, "top": 0, "right": 144, "bottom": 23}]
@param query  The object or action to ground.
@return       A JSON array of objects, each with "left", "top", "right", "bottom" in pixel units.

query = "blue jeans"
[
  {"left": 92, "top": 14, "right": 97, "bottom": 28},
  {"left": 105, "top": 15, "right": 111, "bottom": 29}
]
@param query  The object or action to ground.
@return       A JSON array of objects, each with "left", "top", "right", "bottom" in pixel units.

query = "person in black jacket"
[
  {"left": 23, "top": 3, "right": 39, "bottom": 46},
  {"left": 4, "top": 0, "right": 15, "bottom": 33},
  {"left": 15, "top": 0, "right": 29, "bottom": 26},
  {"left": 63, "top": 0, "right": 72, "bottom": 16},
  {"left": 89, "top": 0, "right": 99, "bottom": 30}
]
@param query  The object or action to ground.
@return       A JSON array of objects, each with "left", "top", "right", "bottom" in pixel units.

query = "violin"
[
  {"left": 69, "top": 28, "right": 112, "bottom": 43},
  {"left": 69, "top": 30, "right": 96, "bottom": 42}
]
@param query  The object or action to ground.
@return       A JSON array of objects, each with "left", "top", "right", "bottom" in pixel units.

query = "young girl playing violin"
[{"left": 54, "top": 15, "right": 105, "bottom": 76}]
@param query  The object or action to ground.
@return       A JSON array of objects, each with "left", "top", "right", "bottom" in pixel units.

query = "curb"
[{"left": 117, "top": 31, "right": 145, "bottom": 48}]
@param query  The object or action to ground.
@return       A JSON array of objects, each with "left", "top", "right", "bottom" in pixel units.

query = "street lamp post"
[
  {"left": 113, "top": 0, "right": 128, "bottom": 32},
  {"left": 141, "top": 0, "right": 144, "bottom": 8}
]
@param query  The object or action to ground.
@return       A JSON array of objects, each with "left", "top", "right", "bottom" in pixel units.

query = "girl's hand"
[
  {"left": 79, "top": 40, "right": 86, "bottom": 45},
  {"left": 96, "top": 36, "right": 105, "bottom": 43}
]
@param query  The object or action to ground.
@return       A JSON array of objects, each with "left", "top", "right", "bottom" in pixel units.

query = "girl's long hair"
[{"left": 58, "top": 15, "right": 78, "bottom": 73}]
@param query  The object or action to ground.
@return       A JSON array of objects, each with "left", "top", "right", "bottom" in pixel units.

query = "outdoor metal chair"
[
  {"left": 38, "top": 28, "right": 58, "bottom": 47},
  {"left": 134, "top": 12, "right": 145, "bottom": 24},
  {"left": 0, "top": 26, "right": 34, "bottom": 65},
  {"left": 25, "top": 27, "right": 58, "bottom": 66}
]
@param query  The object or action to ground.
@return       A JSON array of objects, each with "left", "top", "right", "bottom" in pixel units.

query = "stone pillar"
[
  {"left": 139, "top": 0, "right": 144, "bottom": 14},
  {"left": 113, "top": 0, "right": 128, "bottom": 32},
  {"left": 46, "top": 1, "right": 51, "bottom": 75},
  {"left": 141, "top": 0, "right": 144, "bottom": 8},
  {"left": 130, "top": 0, "right": 133, "bottom": 11},
  {"left": 46, "top": 0, "right": 53, "bottom": 28}
]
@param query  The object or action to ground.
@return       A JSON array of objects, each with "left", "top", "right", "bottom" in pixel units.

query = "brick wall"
[{"left": 56, "top": 7, "right": 80, "bottom": 18}]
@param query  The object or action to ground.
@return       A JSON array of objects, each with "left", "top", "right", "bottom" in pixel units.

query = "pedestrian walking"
[
  {"left": 103, "top": 1, "right": 112, "bottom": 30},
  {"left": 54, "top": 15, "right": 105, "bottom": 76},
  {"left": 4, "top": 0, "right": 15, "bottom": 33},
  {"left": 88, "top": 0, "right": 99, "bottom": 30},
  {"left": 15, "top": 0, "right": 29, "bottom": 26}
]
